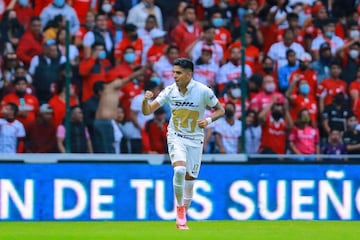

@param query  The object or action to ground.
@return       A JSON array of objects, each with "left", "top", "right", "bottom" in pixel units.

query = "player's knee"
[{"left": 173, "top": 166, "right": 186, "bottom": 184}]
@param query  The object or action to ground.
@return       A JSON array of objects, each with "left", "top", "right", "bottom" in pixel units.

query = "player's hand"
[
  {"left": 144, "top": 90, "right": 154, "bottom": 100},
  {"left": 197, "top": 119, "right": 208, "bottom": 129}
]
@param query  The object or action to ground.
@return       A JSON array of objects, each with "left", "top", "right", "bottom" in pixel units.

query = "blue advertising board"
[{"left": 0, "top": 163, "right": 359, "bottom": 221}]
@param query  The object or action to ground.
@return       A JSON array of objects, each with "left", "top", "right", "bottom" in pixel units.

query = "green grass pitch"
[{"left": 0, "top": 221, "right": 358, "bottom": 240}]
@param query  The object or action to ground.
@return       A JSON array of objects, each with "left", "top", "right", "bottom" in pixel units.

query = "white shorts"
[{"left": 167, "top": 135, "right": 203, "bottom": 178}]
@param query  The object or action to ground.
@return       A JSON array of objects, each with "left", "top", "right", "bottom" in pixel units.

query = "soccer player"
[{"left": 142, "top": 58, "right": 225, "bottom": 230}]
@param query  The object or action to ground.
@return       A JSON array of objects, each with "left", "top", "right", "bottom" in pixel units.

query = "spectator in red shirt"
[
  {"left": 288, "top": 52, "right": 317, "bottom": 99},
  {"left": 33, "top": 0, "right": 53, "bottom": 16},
  {"left": 210, "top": 9, "right": 232, "bottom": 51},
  {"left": 170, "top": 4, "right": 202, "bottom": 57},
  {"left": 1, "top": 76, "right": 39, "bottom": 129},
  {"left": 25, "top": 103, "right": 57, "bottom": 153},
  {"left": 289, "top": 108, "right": 320, "bottom": 159},
  {"left": 16, "top": 16, "right": 43, "bottom": 66},
  {"left": 286, "top": 76, "right": 318, "bottom": 126},
  {"left": 8, "top": 0, "right": 35, "bottom": 29},
  {"left": 114, "top": 23, "right": 143, "bottom": 66},
  {"left": 317, "top": 60, "right": 347, "bottom": 112},
  {"left": 276, "top": 13, "right": 305, "bottom": 46},
  {"left": 349, "top": 66, "right": 360, "bottom": 119},
  {"left": 141, "top": 107, "right": 168, "bottom": 153},
  {"left": 79, "top": 43, "right": 112, "bottom": 102},
  {"left": 48, "top": 80, "right": 79, "bottom": 127},
  {"left": 255, "top": 56, "right": 278, "bottom": 88},
  {"left": 70, "top": 0, "right": 95, "bottom": 25},
  {"left": 74, "top": 10, "right": 96, "bottom": 56},
  {"left": 219, "top": 81, "right": 249, "bottom": 120},
  {"left": 147, "top": 28, "right": 168, "bottom": 64},
  {"left": 258, "top": 95, "right": 293, "bottom": 154}
]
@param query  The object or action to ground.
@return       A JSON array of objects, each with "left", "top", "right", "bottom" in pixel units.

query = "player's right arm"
[{"left": 142, "top": 90, "right": 161, "bottom": 115}]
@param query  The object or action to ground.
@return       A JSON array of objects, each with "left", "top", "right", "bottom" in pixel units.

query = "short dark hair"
[
  {"left": 286, "top": 49, "right": 296, "bottom": 56},
  {"left": 144, "top": 80, "right": 158, "bottom": 91},
  {"left": 7, "top": 102, "right": 19, "bottom": 116},
  {"left": 173, "top": 58, "right": 194, "bottom": 72},
  {"left": 13, "top": 76, "right": 27, "bottom": 85}
]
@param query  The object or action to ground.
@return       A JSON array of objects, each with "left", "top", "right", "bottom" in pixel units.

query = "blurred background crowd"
[{"left": 0, "top": 0, "right": 359, "bottom": 160}]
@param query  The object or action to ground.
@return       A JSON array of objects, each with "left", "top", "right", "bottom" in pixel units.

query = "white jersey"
[
  {"left": 267, "top": 41, "right": 305, "bottom": 68},
  {"left": 213, "top": 117, "right": 242, "bottom": 154},
  {"left": 131, "top": 93, "right": 154, "bottom": 129},
  {"left": 154, "top": 80, "right": 219, "bottom": 144},
  {"left": 0, "top": 119, "right": 25, "bottom": 153},
  {"left": 216, "top": 61, "right": 252, "bottom": 85},
  {"left": 193, "top": 62, "right": 219, "bottom": 86},
  {"left": 153, "top": 56, "right": 174, "bottom": 87},
  {"left": 191, "top": 41, "right": 223, "bottom": 65}
]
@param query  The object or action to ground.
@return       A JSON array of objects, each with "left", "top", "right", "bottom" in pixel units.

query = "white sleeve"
[
  {"left": 204, "top": 87, "right": 218, "bottom": 108},
  {"left": 28, "top": 56, "right": 39, "bottom": 75},
  {"left": 83, "top": 31, "right": 95, "bottom": 47},
  {"left": 126, "top": 8, "right": 137, "bottom": 26},
  {"left": 154, "top": 87, "right": 170, "bottom": 106},
  {"left": 267, "top": 44, "right": 277, "bottom": 61},
  {"left": 17, "top": 122, "right": 26, "bottom": 138},
  {"left": 130, "top": 95, "right": 142, "bottom": 112},
  {"left": 191, "top": 42, "right": 201, "bottom": 61}
]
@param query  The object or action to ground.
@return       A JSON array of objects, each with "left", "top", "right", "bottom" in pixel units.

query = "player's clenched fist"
[{"left": 144, "top": 90, "right": 154, "bottom": 100}]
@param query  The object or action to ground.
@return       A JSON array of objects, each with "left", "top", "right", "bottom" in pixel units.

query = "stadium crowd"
[{"left": 0, "top": 0, "right": 359, "bottom": 160}]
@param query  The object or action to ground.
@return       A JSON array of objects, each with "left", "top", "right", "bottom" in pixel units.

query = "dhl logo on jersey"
[{"left": 174, "top": 102, "right": 198, "bottom": 107}]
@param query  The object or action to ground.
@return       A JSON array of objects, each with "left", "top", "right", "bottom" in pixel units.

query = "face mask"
[
  {"left": 85, "top": 22, "right": 95, "bottom": 29},
  {"left": 299, "top": 84, "right": 310, "bottom": 95},
  {"left": 263, "top": 66, "right": 273, "bottom": 74},
  {"left": 300, "top": 115, "right": 310, "bottom": 124},
  {"left": 272, "top": 110, "right": 283, "bottom": 121},
  {"left": 350, "top": 30, "right": 360, "bottom": 39},
  {"left": 98, "top": 50, "right": 106, "bottom": 59},
  {"left": 348, "top": 121, "right": 358, "bottom": 130},
  {"left": 15, "top": 90, "right": 26, "bottom": 98},
  {"left": 225, "top": 109, "right": 235, "bottom": 118},
  {"left": 18, "top": 0, "right": 28, "bottom": 7},
  {"left": 299, "top": 63, "right": 307, "bottom": 71},
  {"left": 150, "top": 77, "right": 161, "bottom": 85},
  {"left": 230, "top": 88, "right": 241, "bottom": 98},
  {"left": 128, "top": 33, "right": 138, "bottom": 41},
  {"left": 53, "top": 0, "right": 65, "bottom": 7},
  {"left": 124, "top": 52, "right": 136, "bottom": 63},
  {"left": 144, "top": 2, "right": 154, "bottom": 8},
  {"left": 112, "top": 16, "right": 125, "bottom": 25},
  {"left": 184, "top": 19, "right": 194, "bottom": 26},
  {"left": 349, "top": 49, "right": 359, "bottom": 59},
  {"left": 325, "top": 31, "right": 334, "bottom": 38},
  {"left": 264, "top": 82, "right": 276, "bottom": 93},
  {"left": 212, "top": 18, "right": 223, "bottom": 28},
  {"left": 219, "top": 2, "right": 228, "bottom": 8},
  {"left": 102, "top": 3, "right": 112, "bottom": 13}
]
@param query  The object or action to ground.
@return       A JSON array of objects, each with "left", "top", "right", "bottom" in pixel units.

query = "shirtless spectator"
[{"left": 93, "top": 68, "right": 146, "bottom": 153}]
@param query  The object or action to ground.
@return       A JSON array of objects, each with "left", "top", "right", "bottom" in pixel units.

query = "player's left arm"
[{"left": 198, "top": 101, "right": 225, "bottom": 129}]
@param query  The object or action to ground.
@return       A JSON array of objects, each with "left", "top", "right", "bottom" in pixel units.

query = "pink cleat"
[{"left": 176, "top": 205, "right": 189, "bottom": 230}]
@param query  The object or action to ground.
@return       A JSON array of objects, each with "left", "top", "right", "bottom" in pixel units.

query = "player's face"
[{"left": 173, "top": 65, "right": 191, "bottom": 88}]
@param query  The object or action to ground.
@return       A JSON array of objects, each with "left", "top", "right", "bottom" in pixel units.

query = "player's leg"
[
  {"left": 184, "top": 145, "right": 203, "bottom": 210},
  {"left": 168, "top": 138, "right": 188, "bottom": 229}
]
